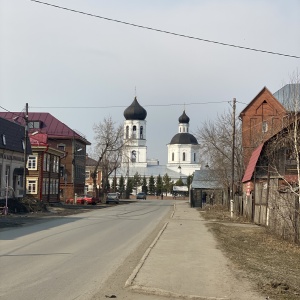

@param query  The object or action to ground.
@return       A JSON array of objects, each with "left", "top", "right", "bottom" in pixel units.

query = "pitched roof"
[
  {"left": 0, "top": 112, "right": 90, "bottom": 145},
  {"left": 273, "top": 84, "right": 300, "bottom": 107},
  {"left": 242, "top": 143, "right": 264, "bottom": 183},
  {"left": 0, "top": 117, "right": 32, "bottom": 154},
  {"left": 239, "top": 86, "right": 286, "bottom": 117},
  {"left": 191, "top": 169, "right": 223, "bottom": 189}
]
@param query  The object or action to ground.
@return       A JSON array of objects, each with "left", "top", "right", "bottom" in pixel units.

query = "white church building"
[{"left": 113, "top": 96, "right": 201, "bottom": 184}]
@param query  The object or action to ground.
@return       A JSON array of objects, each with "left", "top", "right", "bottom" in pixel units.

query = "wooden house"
[
  {"left": 0, "top": 117, "right": 31, "bottom": 200},
  {"left": 0, "top": 112, "right": 91, "bottom": 201},
  {"left": 29, "top": 133, "right": 64, "bottom": 203}
]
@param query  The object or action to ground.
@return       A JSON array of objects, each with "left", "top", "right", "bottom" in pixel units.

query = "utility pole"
[
  {"left": 230, "top": 98, "right": 236, "bottom": 218},
  {"left": 23, "top": 103, "right": 29, "bottom": 197}
]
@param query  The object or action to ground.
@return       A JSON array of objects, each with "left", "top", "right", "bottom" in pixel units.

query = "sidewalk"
[{"left": 125, "top": 201, "right": 264, "bottom": 300}]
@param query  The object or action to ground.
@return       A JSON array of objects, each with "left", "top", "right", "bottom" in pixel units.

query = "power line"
[
  {"left": 30, "top": 101, "right": 231, "bottom": 109},
  {"left": 30, "top": 0, "right": 300, "bottom": 59}
]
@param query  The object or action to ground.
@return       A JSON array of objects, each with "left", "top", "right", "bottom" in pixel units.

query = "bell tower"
[{"left": 122, "top": 97, "right": 148, "bottom": 167}]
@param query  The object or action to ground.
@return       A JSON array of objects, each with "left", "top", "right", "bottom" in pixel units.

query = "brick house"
[
  {"left": 239, "top": 86, "right": 287, "bottom": 168},
  {"left": 239, "top": 84, "right": 300, "bottom": 233},
  {"left": 0, "top": 112, "right": 91, "bottom": 201}
]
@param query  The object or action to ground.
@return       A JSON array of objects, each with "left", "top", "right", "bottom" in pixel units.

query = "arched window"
[
  {"left": 131, "top": 150, "right": 136, "bottom": 162},
  {"left": 172, "top": 152, "right": 174, "bottom": 161},
  {"left": 133, "top": 126, "right": 136, "bottom": 138},
  {"left": 183, "top": 152, "right": 186, "bottom": 161},
  {"left": 140, "top": 126, "right": 143, "bottom": 139},
  {"left": 262, "top": 121, "right": 268, "bottom": 133},
  {"left": 126, "top": 126, "right": 129, "bottom": 139},
  {"left": 180, "top": 128, "right": 181, "bottom": 132}
]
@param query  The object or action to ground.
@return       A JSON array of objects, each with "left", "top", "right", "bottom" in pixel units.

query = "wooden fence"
[{"left": 233, "top": 179, "right": 300, "bottom": 243}]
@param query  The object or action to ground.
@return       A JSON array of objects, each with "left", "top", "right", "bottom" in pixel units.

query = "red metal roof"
[
  {"left": 29, "top": 133, "right": 48, "bottom": 146},
  {"left": 242, "top": 143, "right": 264, "bottom": 183},
  {"left": 0, "top": 112, "right": 90, "bottom": 145}
]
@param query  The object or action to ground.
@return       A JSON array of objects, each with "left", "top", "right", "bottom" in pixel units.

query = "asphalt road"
[{"left": 0, "top": 200, "right": 174, "bottom": 300}]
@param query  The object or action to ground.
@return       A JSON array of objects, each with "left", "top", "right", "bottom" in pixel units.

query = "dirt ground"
[{"left": 199, "top": 205, "right": 300, "bottom": 300}]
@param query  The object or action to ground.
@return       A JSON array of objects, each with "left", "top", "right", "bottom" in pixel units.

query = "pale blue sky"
[{"left": 1, "top": 0, "right": 299, "bottom": 164}]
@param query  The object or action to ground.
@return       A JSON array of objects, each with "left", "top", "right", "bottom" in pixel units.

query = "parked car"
[
  {"left": 136, "top": 192, "right": 147, "bottom": 200},
  {"left": 106, "top": 193, "right": 119, "bottom": 204},
  {"left": 66, "top": 194, "right": 99, "bottom": 205}
]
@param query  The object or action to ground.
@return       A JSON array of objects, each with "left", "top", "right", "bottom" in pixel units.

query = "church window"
[
  {"left": 140, "top": 126, "right": 143, "bottom": 139},
  {"left": 133, "top": 126, "right": 136, "bottom": 138},
  {"left": 194, "top": 153, "right": 196, "bottom": 162},
  {"left": 183, "top": 152, "right": 186, "bottom": 161},
  {"left": 131, "top": 150, "right": 136, "bottom": 162},
  {"left": 126, "top": 126, "right": 129, "bottom": 139},
  {"left": 172, "top": 152, "right": 174, "bottom": 161}
]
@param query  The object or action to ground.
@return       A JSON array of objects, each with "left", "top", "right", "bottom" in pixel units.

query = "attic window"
[
  {"left": 28, "top": 121, "right": 41, "bottom": 129},
  {"left": 262, "top": 121, "right": 268, "bottom": 133},
  {"left": 2, "top": 134, "right": 6, "bottom": 145}
]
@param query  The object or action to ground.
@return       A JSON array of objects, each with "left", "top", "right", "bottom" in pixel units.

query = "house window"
[
  {"left": 43, "top": 154, "right": 46, "bottom": 171},
  {"left": 27, "top": 155, "right": 37, "bottom": 170},
  {"left": 55, "top": 179, "right": 59, "bottom": 194},
  {"left": 2, "top": 134, "right": 6, "bottom": 145},
  {"left": 57, "top": 144, "right": 65, "bottom": 151},
  {"left": 85, "top": 170, "right": 90, "bottom": 179},
  {"left": 262, "top": 121, "right": 268, "bottom": 133},
  {"left": 46, "top": 154, "right": 50, "bottom": 171},
  {"left": 27, "top": 179, "right": 38, "bottom": 194},
  {"left": 60, "top": 166, "right": 65, "bottom": 178},
  {"left": 183, "top": 152, "right": 186, "bottom": 161},
  {"left": 52, "top": 156, "right": 59, "bottom": 173},
  {"left": 172, "top": 152, "right": 174, "bottom": 161},
  {"left": 42, "top": 178, "right": 47, "bottom": 195},
  {"left": 28, "top": 121, "right": 41, "bottom": 129}
]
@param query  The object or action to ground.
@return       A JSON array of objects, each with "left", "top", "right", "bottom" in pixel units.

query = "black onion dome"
[
  {"left": 124, "top": 97, "right": 147, "bottom": 120},
  {"left": 178, "top": 110, "right": 190, "bottom": 124},
  {"left": 170, "top": 133, "right": 198, "bottom": 144}
]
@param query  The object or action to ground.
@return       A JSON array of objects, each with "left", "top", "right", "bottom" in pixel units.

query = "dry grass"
[{"left": 199, "top": 205, "right": 300, "bottom": 300}]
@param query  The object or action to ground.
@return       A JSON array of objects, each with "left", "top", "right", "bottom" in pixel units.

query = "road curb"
[{"left": 125, "top": 221, "right": 169, "bottom": 288}]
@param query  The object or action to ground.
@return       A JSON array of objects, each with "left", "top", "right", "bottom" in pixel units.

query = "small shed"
[{"left": 190, "top": 169, "right": 224, "bottom": 208}]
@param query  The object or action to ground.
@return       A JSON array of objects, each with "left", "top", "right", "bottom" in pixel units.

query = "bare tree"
[
  {"left": 263, "top": 73, "right": 300, "bottom": 243},
  {"left": 91, "top": 117, "right": 123, "bottom": 200},
  {"left": 197, "top": 110, "right": 244, "bottom": 200}
]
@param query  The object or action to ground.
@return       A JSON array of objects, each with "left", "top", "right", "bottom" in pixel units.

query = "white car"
[{"left": 106, "top": 193, "right": 119, "bottom": 204}]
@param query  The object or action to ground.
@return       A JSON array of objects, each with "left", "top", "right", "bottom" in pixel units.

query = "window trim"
[{"left": 27, "top": 155, "right": 38, "bottom": 170}]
